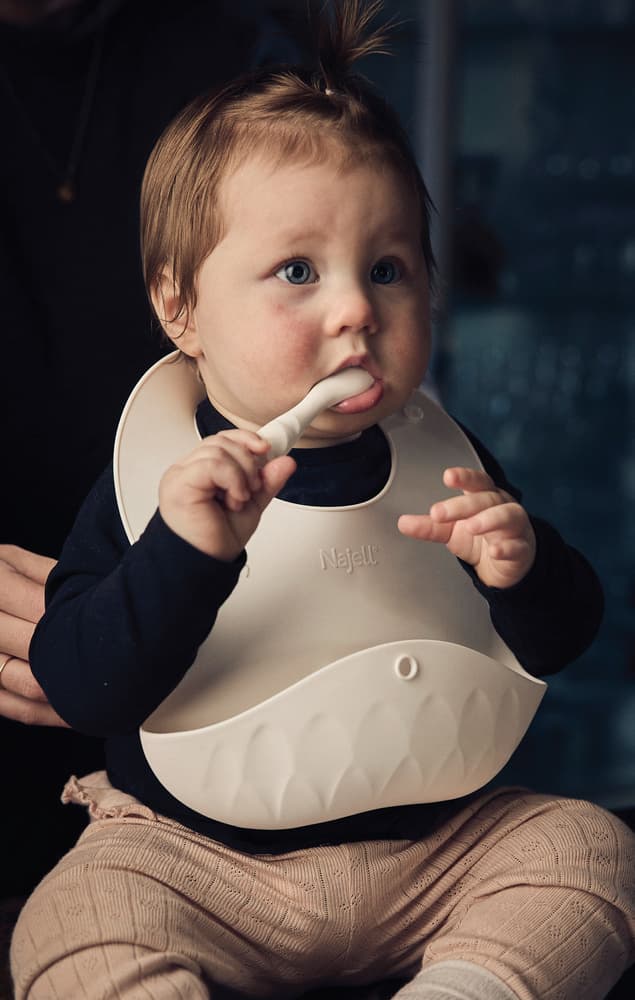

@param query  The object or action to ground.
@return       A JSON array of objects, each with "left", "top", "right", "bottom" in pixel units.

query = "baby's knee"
[
  {"left": 539, "top": 796, "right": 634, "bottom": 876},
  {"left": 10, "top": 869, "right": 93, "bottom": 997},
  {"left": 12, "top": 941, "right": 207, "bottom": 1000},
  {"left": 498, "top": 795, "right": 635, "bottom": 929},
  {"left": 11, "top": 861, "right": 148, "bottom": 989},
  {"left": 10, "top": 871, "right": 208, "bottom": 999}
]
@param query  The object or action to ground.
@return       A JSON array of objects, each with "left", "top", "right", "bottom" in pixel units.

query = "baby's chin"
[{"left": 297, "top": 411, "right": 379, "bottom": 449}]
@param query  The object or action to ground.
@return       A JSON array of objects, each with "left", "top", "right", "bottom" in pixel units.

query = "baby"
[{"left": 11, "top": 2, "right": 634, "bottom": 998}]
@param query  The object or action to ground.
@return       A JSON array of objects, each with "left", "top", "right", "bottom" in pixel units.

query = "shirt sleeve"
[
  {"left": 458, "top": 424, "right": 604, "bottom": 676},
  {"left": 30, "top": 465, "right": 245, "bottom": 735}
]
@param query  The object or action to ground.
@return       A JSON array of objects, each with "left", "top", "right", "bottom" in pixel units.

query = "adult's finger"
[
  {"left": 0, "top": 560, "right": 46, "bottom": 623},
  {"left": 0, "top": 610, "right": 36, "bottom": 661},
  {"left": 0, "top": 687, "right": 69, "bottom": 727},
  {"left": 0, "top": 656, "right": 69, "bottom": 727},
  {"left": 0, "top": 544, "right": 56, "bottom": 585}
]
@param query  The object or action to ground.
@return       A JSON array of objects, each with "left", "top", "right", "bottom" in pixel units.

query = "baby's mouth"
[{"left": 330, "top": 371, "right": 384, "bottom": 414}]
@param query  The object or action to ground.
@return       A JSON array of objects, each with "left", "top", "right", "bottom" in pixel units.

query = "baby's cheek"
[
  {"left": 267, "top": 301, "right": 319, "bottom": 369},
  {"left": 390, "top": 335, "right": 428, "bottom": 375},
  {"left": 401, "top": 326, "right": 431, "bottom": 376}
]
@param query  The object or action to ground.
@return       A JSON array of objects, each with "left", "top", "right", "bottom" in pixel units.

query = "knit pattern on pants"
[{"left": 10, "top": 773, "right": 635, "bottom": 999}]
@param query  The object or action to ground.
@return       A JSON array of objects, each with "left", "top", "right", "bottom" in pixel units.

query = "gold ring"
[{"left": 0, "top": 654, "right": 13, "bottom": 687}]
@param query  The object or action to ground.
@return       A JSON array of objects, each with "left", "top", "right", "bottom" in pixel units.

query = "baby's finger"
[
  {"left": 183, "top": 437, "right": 264, "bottom": 492},
  {"left": 165, "top": 454, "right": 255, "bottom": 511},
  {"left": 430, "top": 489, "right": 509, "bottom": 524},
  {"left": 484, "top": 537, "right": 535, "bottom": 563},
  {"left": 215, "top": 428, "right": 272, "bottom": 456},
  {"left": 397, "top": 514, "right": 453, "bottom": 543},
  {"left": 442, "top": 466, "right": 499, "bottom": 494},
  {"left": 257, "top": 457, "right": 297, "bottom": 509},
  {"left": 443, "top": 468, "right": 516, "bottom": 506},
  {"left": 459, "top": 501, "right": 529, "bottom": 538}
]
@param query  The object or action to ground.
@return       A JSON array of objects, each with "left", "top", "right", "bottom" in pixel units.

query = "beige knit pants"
[{"left": 10, "top": 772, "right": 635, "bottom": 1000}]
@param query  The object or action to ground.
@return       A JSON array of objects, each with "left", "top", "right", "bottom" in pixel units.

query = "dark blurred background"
[{"left": 351, "top": 0, "right": 635, "bottom": 814}]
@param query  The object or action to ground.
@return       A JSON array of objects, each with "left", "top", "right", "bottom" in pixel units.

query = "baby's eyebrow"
[
  {"left": 268, "top": 223, "right": 324, "bottom": 245},
  {"left": 269, "top": 227, "right": 416, "bottom": 248},
  {"left": 378, "top": 227, "right": 419, "bottom": 245}
]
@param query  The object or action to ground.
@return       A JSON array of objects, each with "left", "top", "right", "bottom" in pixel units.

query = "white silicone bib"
[{"left": 114, "top": 353, "right": 546, "bottom": 828}]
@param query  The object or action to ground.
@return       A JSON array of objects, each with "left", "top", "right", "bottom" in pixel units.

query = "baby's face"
[{"left": 186, "top": 154, "right": 431, "bottom": 446}]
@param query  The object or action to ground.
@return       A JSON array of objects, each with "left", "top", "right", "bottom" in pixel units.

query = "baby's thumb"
[{"left": 259, "top": 456, "right": 297, "bottom": 508}]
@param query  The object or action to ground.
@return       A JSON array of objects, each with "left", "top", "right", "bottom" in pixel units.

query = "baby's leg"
[
  {"left": 14, "top": 943, "right": 210, "bottom": 999},
  {"left": 9, "top": 815, "right": 240, "bottom": 999},
  {"left": 9, "top": 804, "right": 324, "bottom": 1000},
  {"left": 393, "top": 790, "right": 634, "bottom": 1000}
]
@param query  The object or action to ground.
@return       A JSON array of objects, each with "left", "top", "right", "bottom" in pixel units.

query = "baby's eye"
[
  {"left": 275, "top": 260, "right": 316, "bottom": 285},
  {"left": 371, "top": 260, "right": 402, "bottom": 284}
]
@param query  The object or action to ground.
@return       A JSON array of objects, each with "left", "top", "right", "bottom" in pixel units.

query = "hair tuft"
[{"left": 315, "top": 0, "right": 393, "bottom": 91}]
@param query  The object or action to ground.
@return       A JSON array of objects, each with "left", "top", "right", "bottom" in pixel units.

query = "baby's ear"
[{"left": 150, "top": 270, "right": 201, "bottom": 358}]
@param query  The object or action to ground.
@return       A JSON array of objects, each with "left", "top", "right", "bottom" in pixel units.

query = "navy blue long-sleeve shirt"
[{"left": 30, "top": 400, "right": 604, "bottom": 851}]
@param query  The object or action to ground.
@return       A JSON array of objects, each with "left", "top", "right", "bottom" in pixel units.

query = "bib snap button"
[{"left": 394, "top": 654, "right": 419, "bottom": 680}]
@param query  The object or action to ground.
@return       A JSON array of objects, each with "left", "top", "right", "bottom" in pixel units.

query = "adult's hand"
[{"left": 0, "top": 545, "right": 69, "bottom": 726}]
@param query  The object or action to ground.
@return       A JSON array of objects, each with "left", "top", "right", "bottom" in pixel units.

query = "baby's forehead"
[
  {"left": 218, "top": 139, "right": 411, "bottom": 206},
  {"left": 212, "top": 154, "right": 422, "bottom": 260}
]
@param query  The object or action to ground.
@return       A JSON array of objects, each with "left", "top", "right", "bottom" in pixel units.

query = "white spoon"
[{"left": 258, "top": 368, "right": 374, "bottom": 458}]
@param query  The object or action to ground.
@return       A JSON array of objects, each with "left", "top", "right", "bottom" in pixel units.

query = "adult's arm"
[{"left": 29, "top": 467, "right": 245, "bottom": 736}]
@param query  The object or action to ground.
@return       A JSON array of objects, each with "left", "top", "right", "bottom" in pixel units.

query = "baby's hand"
[
  {"left": 159, "top": 430, "right": 296, "bottom": 561},
  {"left": 398, "top": 467, "right": 536, "bottom": 589}
]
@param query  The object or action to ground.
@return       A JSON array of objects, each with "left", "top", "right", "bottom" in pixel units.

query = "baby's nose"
[{"left": 325, "top": 285, "right": 379, "bottom": 337}]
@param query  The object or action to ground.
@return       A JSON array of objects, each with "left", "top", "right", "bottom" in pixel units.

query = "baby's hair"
[
  {"left": 317, "top": 0, "right": 393, "bottom": 88},
  {"left": 141, "top": 0, "right": 434, "bottom": 332}
]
